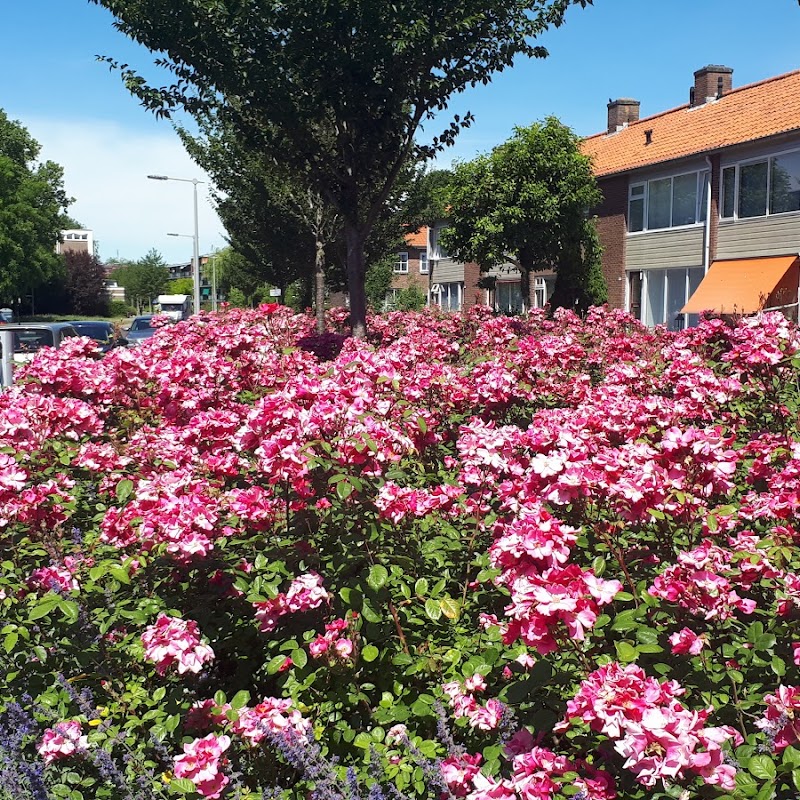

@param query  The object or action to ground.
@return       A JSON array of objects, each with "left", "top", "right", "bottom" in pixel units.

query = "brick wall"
[
  {"left": 594, "top": 174, "right": 629, "bottom": 309},
  {"left": 693, "top": 66, "right": 733, "bottom": 104},
  {"left": 390, "top": 247, "right": 429, "bottom": 294},
  {"left": 462, "top": 261, "right": 484, "bottom": 309}
]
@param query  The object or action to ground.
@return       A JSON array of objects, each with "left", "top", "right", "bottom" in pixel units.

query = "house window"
[
  {"left": 434, "top": 282, "right": 463, "bottom": 312},
  {"left": 394, "top": 252, "right": 409, "bottom": 273},
  {"left": 721, "top": 148, "right": 800, "bottom": 219},
  {"left": 419, "top": 253, "right": 429, "bottom": 274},
  {"left": 431, "top": 225, "right": 450, "bottom": 260},
  {"left": 629, "top": 185, "right": 645, "bottom": 232},
  {"left": 771, "top": 151, "right": 800, "bottom": 214},
  {"left": 383, "top": 289, "right": 399, "bottom": 310},
  {"left": 722, "top": 166, "right": 736, "bottom": 218},
  {"left": 739, "top": 161, "right": 768, "bottom": 218},
  {"left": 628, "top": 171, "right": 708, "bottom": 232},
  {"left": 640, "top": 267, "right": 704, "bottom": 330},
  {"left": 533, "top": 277, "right": 554, "bottom": 309},
  {"left": 496, "top": 281, "right": 523, "bottom": 314}
]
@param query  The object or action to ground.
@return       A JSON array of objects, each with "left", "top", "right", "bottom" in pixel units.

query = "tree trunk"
[
  {"left": 519, "top": 268, "right": 531, "bottom": 314},
  {"left": 315, "top": 235, "right": 326, "bottom": 335},
  {"left": 344, "top": 223, "right": 368, "bottom": 339}
]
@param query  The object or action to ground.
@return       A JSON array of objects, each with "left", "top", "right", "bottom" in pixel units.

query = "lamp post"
[
  {"left": 168, "top": 234, "right": 217, "bottom": 311},
  {"left": 148, "top": 174, "right": 203, "bottom": 315}
]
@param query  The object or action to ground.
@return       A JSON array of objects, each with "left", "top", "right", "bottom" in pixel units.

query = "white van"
[{"left": 156, "top": 294, "right": 191, "bottom": 322}]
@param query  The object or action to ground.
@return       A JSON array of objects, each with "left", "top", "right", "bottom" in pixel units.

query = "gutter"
[{"left": 703, "top": 156, "right": 713, "bottom": 274}]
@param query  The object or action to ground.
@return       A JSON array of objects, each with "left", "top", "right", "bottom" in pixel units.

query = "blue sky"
[{"left": 2, "top": 0, "right": 800, "bottom": 262}]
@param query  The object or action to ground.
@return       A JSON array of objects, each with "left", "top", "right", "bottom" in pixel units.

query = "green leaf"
[
  {"left": 440, "top": 597, "right": 460, "bottom": 620},
  {"left": 231, "top": 690, "right": 251, "bottom": 710},
  {"left": 58, "top": 600, "right": 80, "bottom": 624},
  {"left": 414, "top": 578, "right": 428, "bottom": 597},
  {"left": 367, "top": 565, "right": 388, "bottom": 591},
  {"left": 615, "top": 641, "right": 638, "bottom": 663},
  {"left": 749, "top": 754, "right": 776, "bottom": 781},
  {"left": 109, "top": 566, "right": 131, "bottom": 585},
  {"left": 361, "top": 644, "right": 379, "bottom": 662},
  {"left": 361, "top": 598, "right": 382, "bottom": 623},
  {"left": 336, "top": 480, "right": 354, "bottom": 500},
  {"left": 424, "top": 598, "right": 442, "bottom": 622},
  {"left": 28, "top": 595, "right": 60, "bottom": 621},
  {"left": 115, "top": 478, "right": 134, "bottom": 503},
  {"left": 291, "top": 648, "right": 308, "bottom": 669},
  {"left": 3, "top": 631, "right": 18, "bottom": 653},
  {"left": 267, "top": 654, "right": 290, "bottom": 674},
  {"left": 169, "top": 777, "right": 198, "bottom": 794}
]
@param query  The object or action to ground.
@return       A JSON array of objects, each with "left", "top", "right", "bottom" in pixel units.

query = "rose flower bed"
[{"left": 1, "top": 304, "right": 800, "bottom": 800}]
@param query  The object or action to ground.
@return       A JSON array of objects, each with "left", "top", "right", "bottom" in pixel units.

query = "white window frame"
[
  {"left": 419, "top": 252, "right": 428, "bottom": 274},
  {"left": 628, "top": 170, "right": 709, "bottom": 233},
  {"left": 640, "top": 266, "right": 703, "bottom": 330},
  {"left": 720, "top": 145, "right": 800, "bottom": 220},
  {"left": 533, "top": 277, "right": 547, "bottom": 309},
  {"left": 394, "top": 252, "right": 409, "bottom": 274}
]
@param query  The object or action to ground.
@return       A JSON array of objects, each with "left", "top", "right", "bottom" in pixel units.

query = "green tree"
[
  {"left": 91, "top": 0, "right": 591, "bottom": 335},
  {"left": 181, "top": 121, "right": 334, "bottom": 332},
  {"left": 364, "top": 258, "right": 395, "bottom": 311},
  {"left": 396, "top": 285, "right": 427, "bottom": 311},
  {"left": 0, "top": 110, "right": 72, "bottom": 305},
  {"left": 168, "top": 277, "right": 194, "bottom": 296},
  {"left": 111, "top": 248, "right": 170, "bottom": 313},
  {"left": 441, "top": 117, "right": 606, "bottom": 313}
]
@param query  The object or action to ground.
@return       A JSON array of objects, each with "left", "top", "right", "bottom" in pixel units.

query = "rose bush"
[{"left": 1, "top": 304, "right": 800, "bottom": 799}]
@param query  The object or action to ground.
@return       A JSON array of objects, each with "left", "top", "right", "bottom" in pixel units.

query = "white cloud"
[{"left": 21, "top": 116, "right": 227, "bottom": 265}]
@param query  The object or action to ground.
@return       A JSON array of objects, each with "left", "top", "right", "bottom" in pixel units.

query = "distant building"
[
  {"left": 385, "top": 228, "right": 430, "bottom": 309},
  {"left": 582, "top": 64, "right": 800, "bottom": 327},
  {"left": 57, "top": 229, "right": 94, "bottom": 256}
]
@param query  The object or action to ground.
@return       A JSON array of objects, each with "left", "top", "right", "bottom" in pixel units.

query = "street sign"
[{"left": 269, "top": 288, "right": 281, "bottom": 297}]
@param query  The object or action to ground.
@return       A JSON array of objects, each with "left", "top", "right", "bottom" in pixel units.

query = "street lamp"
[
  {"left": 148, "top": 174, "right": 203, "bottom": 315},
  {"left": 168, "top": 233, "right": 217, "bottom": 311}
]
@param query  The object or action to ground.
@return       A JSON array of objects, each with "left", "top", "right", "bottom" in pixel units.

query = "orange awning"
[{"left": 682, "top": 255, "right": 800, "bottom": 314}]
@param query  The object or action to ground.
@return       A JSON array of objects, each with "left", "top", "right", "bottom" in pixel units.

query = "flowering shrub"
[{"left": 2, "top": 304, "right": 800, "bottom": 799}]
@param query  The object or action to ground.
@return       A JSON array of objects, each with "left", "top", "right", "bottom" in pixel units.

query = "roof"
[
  {"left": 682, "top": 255, "right": 799, "bottom": 314},
  {"left": 582, "top": 69, "right": 800, "bottom": 178},
  {"left": 0, "top": 322, "right": 78, "bottom": 331},
  {"left": 404, "top": 227, "right": 428, "bottom": 248}
]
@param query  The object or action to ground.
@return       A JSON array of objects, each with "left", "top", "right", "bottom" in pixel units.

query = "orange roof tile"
[
  {"left": 582, "top": 70, "right": 800, "bottom": 177},
  {"left": 404, "top": 226, "right": 428, "bottom": 248}
]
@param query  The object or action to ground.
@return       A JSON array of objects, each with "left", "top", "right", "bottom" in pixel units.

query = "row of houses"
[{"left": 393, "top": 64, "right": 800, "bottom": 328}]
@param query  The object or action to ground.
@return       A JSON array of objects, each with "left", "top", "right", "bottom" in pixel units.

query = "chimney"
[
  {"left": 607, "top": 98, "right": 640, "bottom": 134},
  {"left": 692, "top": 65, "right": 733, "bottom": 106}
]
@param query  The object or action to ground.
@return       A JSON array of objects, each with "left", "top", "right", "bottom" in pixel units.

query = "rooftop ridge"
[{"left": 585, "top": 67, "right": 800, "bottom": 142}]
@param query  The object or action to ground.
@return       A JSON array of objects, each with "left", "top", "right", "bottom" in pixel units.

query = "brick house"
[
  {"left": 583, "top": 65, "right": 800, "bottom": 328},
  {"left": 418, "top": 221, "right": 555, "bottom": 313},
  {"left": 385, "top": 227, "right": 430, "bottom": 308}
]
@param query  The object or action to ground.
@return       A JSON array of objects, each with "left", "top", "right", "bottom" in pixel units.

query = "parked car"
[
  {"left": 70, "top": 320, "right": 128, "bottom": 353},
  {"left": 125, "top": 315, "right": 158, "bottom": 347},
  {"left": 0, "top": 308, "right": 13, "bottom": 324},
  {"left": 0, "top": 322, "right": 80, "bottom": 363}
]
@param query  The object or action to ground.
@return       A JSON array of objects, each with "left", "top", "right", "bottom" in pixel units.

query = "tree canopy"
[
  {"left": 90, "top": 0, "right": 592, "bottom": 334},
  {"left": 441, "top": 117, "right": 607, "bottom": 312},
  {"left": 110, "top": 248, "right": 170, "bottom": 312},
  {"left": 0, "top": 110, "right": 72, "bottom": 305},
  {"left": 65, "top": 250, "right": 109, "bottom": 316}
]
